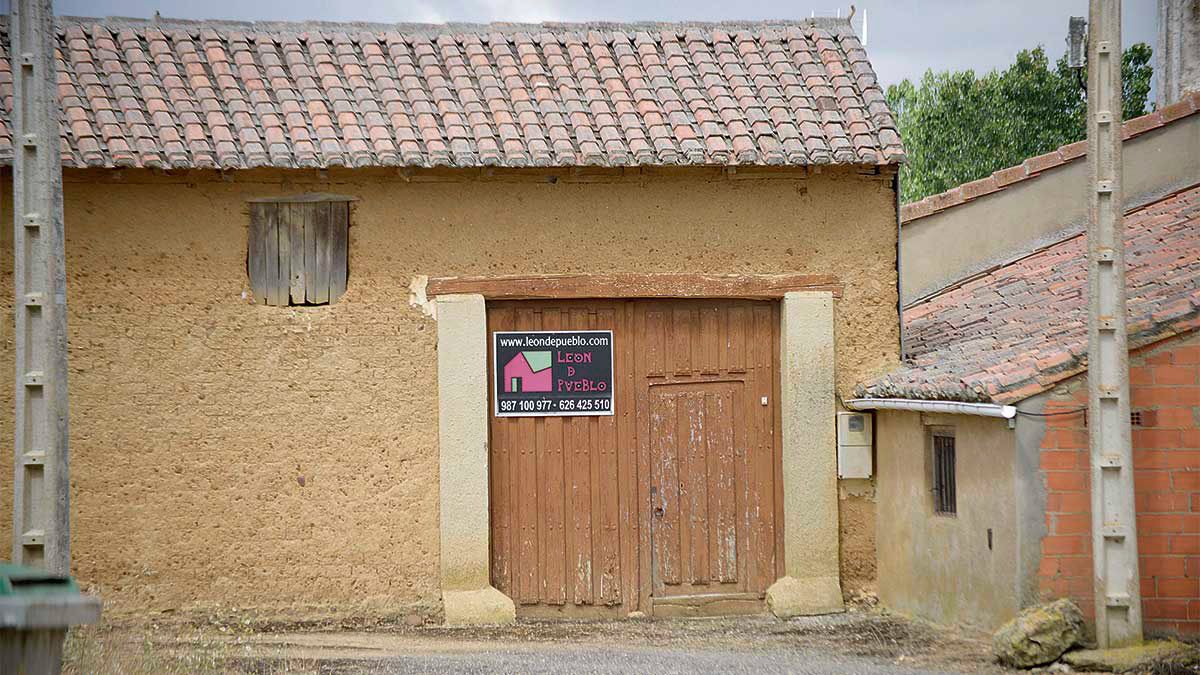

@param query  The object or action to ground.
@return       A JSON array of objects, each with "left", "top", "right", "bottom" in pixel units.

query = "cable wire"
[{"left": 1015, "top": 407, "right": 1087, "bottom": 417}]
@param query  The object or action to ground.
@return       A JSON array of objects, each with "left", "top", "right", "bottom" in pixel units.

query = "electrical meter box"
[{"left": 837, "top": 411, "right": 873, "bottom": 479}]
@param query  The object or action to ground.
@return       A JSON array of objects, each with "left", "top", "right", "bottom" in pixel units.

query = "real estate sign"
[{"left": 493, "top": 330, "right": 614, "bottom": 417}]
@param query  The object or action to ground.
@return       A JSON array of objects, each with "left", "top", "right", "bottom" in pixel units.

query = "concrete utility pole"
[
  {"left": 1156, "top": 0, "right": 1200, "bottom": 107},
  {"left": 1085, "top": 0, "right": 1143, "bottom": 649},
  {"left": 9, "top": 0, "right": 71, "bottom": 574}
]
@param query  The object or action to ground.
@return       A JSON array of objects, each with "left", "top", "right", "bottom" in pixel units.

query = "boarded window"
[
  {"left": 931, "top": 431, "right": 957, "bottom": 515},
  {"left": 248, "top": 199, "right": 350, "bottom": 306}
]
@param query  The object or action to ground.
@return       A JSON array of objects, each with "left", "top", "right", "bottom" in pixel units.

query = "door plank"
[
  {"left": 619, "top": 301, "right": 639, "bottom": 613},
  {"left": 700, "top": 307, "right": 720, "bottom": 374},
  {"left": 684, "top": 391, "right": 710, "bottom": 585},
  {"left": 568, "top": 413, "right": 594, "bottom": 603},
  {"left": 772, "top": 303, "right": 786, "bottom": 580},
  {"left": 515, "top": 307, "right": 540, "bottom": 604},
  {"left": 727, "top": 305, "right": 747, "bottom": 373},
  {"left": 287, "top": 203, "right": 305, "bottom": 303},
  {"left": 540, "top": 308, "right": 567, "bottom": 606},
  {"left": 329, "top": 201, "right": 349, "bottom": 301},
  {"left": 710, "top": 388, "right": 738, "bottom": 583},
  {"left": 248, "top": 203, "right": 270, "bottom": 304},
  {"left": 735, "top": 346, "right": 753, "bottom": 592},
  {"left": 672, "top": 308, "right": 692, "bottom": 375},
  {"left": 651, "top": 390, "right": 681, "bottom": 588},
  {"left": 568, "top": 307, "right": 595, "bottom": 604},
  {"left": 265, "top": 204, "right": 284, "bottom": 306},
  {"left": 749, "top": 304, "right": 777, "bottom": 592},
  {"left": 644, "top": 310, "right": 665, "bottom": 377},
  {"left": 277, "top": 204, "right": 293, "bottom": 305},
  {"left": 488, "top": 307, "right": 514, "bottom": 596},
  {"left": 595, "top": 307, "right": 622, "bottom": 605},
  {"left": 633, "top": 303, "right": 654, "bottom": 614},
  {"left": 311, "top": 202, "right": 332, "bottom": 304}
]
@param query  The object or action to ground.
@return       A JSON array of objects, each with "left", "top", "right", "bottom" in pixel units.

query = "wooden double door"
[{"left": 487, "top": 299, "right": 782, "bottom": 617}]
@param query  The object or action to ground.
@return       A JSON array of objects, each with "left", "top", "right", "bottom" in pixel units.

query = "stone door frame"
[{"left": 433, "top": 274, "right": 843, "bottom": 624}]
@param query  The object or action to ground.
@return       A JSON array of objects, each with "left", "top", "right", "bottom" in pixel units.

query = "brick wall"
[{"left": 1037, "top": 331, "right": 1200, "bottom": 636}]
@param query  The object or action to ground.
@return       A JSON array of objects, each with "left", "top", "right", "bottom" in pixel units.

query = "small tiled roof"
[
  {"left": 0, "top": 16, "right": 904, "bottom": 170},
  {"left": 900, "top": 92, "right": 1200, "bottom": 223},
  {"left": 857, "top": 183, "right": 1200, "bottom": 404}
]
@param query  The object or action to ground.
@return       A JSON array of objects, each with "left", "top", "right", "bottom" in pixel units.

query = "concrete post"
[
  {"left": 765, "top": 291, "right": 844, "bottom": 618},
  {"left": 435, "top": 294, "right": 515, "bottom": 625},
  {"left": 1156, "top": 0, "right": 1200, "bottom": 108},
  {"left": 10, "top": 0, "right": 71, "bottom": 574},
  {"left": 1087, "top": 0, "right": 1143, "bottom": 648}
]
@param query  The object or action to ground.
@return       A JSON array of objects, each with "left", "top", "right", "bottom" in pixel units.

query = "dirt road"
[{"left": 67, "top": 609, "right": 1010, "bottom": 674}]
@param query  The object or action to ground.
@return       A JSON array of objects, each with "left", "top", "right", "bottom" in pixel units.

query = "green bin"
[{"left": 0, "top": 564, "right": 101, "bottom": 674}]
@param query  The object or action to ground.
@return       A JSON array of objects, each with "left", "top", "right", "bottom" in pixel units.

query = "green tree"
[{"left": 888, "top": 44, "right": 1153, "bottom": 204}]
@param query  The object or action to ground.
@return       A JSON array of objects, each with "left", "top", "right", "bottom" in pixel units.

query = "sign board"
[{"left": 493, "top": 330, "right": 614, "bottom": 417}]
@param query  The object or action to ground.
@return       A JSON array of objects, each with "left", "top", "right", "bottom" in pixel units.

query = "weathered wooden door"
[
  {"left": 487, "top": 299, "right": 780, "bottom": 618},
  {"left": 635, "top": 300, "right": 781, "bottom": 614},
  {"left": 487, "top": 301, "right": 637, "bottom": 617}
]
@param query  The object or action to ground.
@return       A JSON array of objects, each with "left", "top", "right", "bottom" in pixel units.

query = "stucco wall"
[
  {"left": 875, "top": 410, "right": 1020, "bottom": 630},
  {"left": 0, "top": 165, "right": 898, "bottom": 617},
  {"left": 901, "top": 115, "right": 1200, "bottom": 304}
]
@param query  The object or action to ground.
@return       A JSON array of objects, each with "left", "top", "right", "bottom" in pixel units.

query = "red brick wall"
[{"left": 1037, "top": 332, "right": 1200, "bottom": 636}]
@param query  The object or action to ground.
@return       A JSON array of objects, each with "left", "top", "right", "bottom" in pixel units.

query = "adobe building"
[
  {"left": 851, "top": 133, "right": 1200, "bottom": 636},
  {"left": 0, "top": 16, "right": 905, "bottom": 623}
]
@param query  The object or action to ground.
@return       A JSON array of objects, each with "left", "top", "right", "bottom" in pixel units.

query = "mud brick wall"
[{"left": 0, "top": 165, "right": 899, "bottom": 618}]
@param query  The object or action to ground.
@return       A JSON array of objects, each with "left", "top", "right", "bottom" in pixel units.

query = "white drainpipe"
[{"left": 843, "top": 397, "right": 1017, "bottom": 419}]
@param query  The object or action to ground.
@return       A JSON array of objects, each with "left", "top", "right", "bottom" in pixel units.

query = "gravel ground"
[
  {"left": 67, "top": 608, "right": 1012, "bottom": 674},
  {"left": 308, "top": 644, "right": 962, "bottom": 674},
  {"left": 222, "top": 611, "right": 1009, "bottom": 674}
]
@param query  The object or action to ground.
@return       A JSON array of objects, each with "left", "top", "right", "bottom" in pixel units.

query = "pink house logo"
[{"left": 503, "top": 351, "right": 553, "bottom": 393}]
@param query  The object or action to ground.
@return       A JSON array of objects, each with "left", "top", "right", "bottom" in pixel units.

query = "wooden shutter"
[{"left": 249, "top": 200, "right": 349, "bottom": 305}]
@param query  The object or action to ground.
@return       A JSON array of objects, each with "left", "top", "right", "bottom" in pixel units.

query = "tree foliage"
[{"left": 887, "top": 44, "right": 1153, "bottom": 204}]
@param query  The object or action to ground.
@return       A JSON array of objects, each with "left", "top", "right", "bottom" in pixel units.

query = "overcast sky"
[{"left": 49, "top": 0, "right": 1158, "bottom": 89}]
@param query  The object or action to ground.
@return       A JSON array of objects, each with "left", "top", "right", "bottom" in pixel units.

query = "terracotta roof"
[
  {"left": 0, "top": 16, "right": 904, "bottom": 170},
  {"left": 857, "top": 183, "right": 1200, "bottom": 404},
  {"left": 900, "top": 91, "right": 1200, "bottom": 223}
]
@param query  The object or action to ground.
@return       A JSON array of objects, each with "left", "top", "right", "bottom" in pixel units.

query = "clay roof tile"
[{"left": 0, "top": 16, "right": 902, "bottom": 169}]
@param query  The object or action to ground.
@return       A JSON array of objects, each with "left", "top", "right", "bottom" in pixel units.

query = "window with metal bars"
[{"left": 932, "top": 432, "right": 957, "bottom": 515}]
